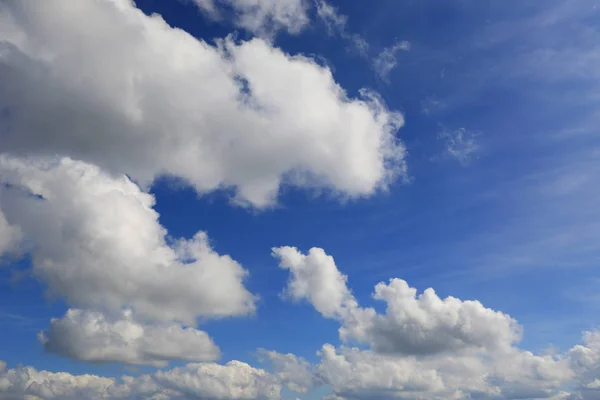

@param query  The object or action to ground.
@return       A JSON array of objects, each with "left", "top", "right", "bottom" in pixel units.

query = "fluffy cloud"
[
  {"left": 0, "top": 0, "right": 405, "bottom": 208},
  {"left": 271, "top": 246, "right": 581, "bottom": 398},
  {"left": 272, "top": 246, "right": 357, "bottom": 318},
  {"left": 273, "top": 246, "right": 520, "bottom": 356},
  {"left": 193, "top": 0, "right": 310, "bottom": 37},
  {"left": 39, "top": 309, "right": 220, "bottom": 367},
  {"left": 154, "top": 361, "right": 281, "bottom": 400},
  {"left": 0, "top": 360, "right": 281, "bottom": 399},
  {"left": 346, "top": 278, "right": 521, "bottom": 355},
  {"left": 258, "top": 350, "right": 316, "bottom": 394},
  {"left": 316, "top": 344, "right": 573, "bottom": 400},
  {"left": 0, "top": 156, "right": 255, "bottom": 324},
  {"left": 568, "top": 331, "right": 600, "bottom": 398}
]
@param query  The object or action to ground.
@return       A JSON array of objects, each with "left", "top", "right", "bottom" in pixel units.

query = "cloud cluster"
[
  {"left": 0, "top": 0, "right": 405, "bottom": 377},
  {"left": 0, "top": 359, "right": 281, "bottom": 400},
  {"left": 0, "top": 155, "right": 255, "bottom": 366},
  {"left": 272, "top": 246, "right": 595, "bottom": 399},
  {"left": 315, "top": 344, "right": 573, "bottom": 400},
  {"left": 1, "top": 0, "right": 405, "bottom": 208}
]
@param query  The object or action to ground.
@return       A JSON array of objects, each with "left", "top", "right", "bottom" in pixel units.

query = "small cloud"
[
  {"left": 373, "top": 40, "right": 411, "bottom": 83},
  {"left": 315, "top": 0, "right": 347, "bottom": 35},
  {"left": 315, "top": 0, "right": 369, "bottom": 56},
  {"left": 437, "top": 127, "right": 481, "bottom": 165},
  {"left": 421, "top": 96, "right": 447, "bottom": 116}
]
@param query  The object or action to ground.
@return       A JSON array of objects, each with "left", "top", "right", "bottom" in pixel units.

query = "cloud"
[
  {"left": 437, "top": 127, "right": 480, "bottom": 165},
  {"left": 192, "top": 0, "right": 310, "bottom": 37},
  {"left": 316, "top": 344, "right": 573, "bottom": 400},
  {"left": 315, "top": 0, "right": 347, "bottom": 34},
  {"left": 0, "top": 208, "right": 20, "bottom": 257},
  {"left": 273, "top": 246, "right": 521, "bottom": 356},
  {"left": 258, "top": 350, "right": 317, "bottom": 394},
  {"left": 315, "top": 0, "right": 369, "bottom": 57},
  {"left": 272, "top": 246, "right": 357, "bottom": 319},
  {"left": 373, "top": 40, "right": 411, "bottom": 83},
  {"left": 39, "top": 309, "right": 220, "bottom": 367},
  {"left": 0, "top": 359, "right": 282, "bottom": 400},
  {"left": 0, "top": 156, "right": 256, "bottom": 324},
  {"left": 0, "top": 0, "right": 405, "bottom": 208},
  {"left": 153, "top": 361, "right": 281, "bottom": 400}
]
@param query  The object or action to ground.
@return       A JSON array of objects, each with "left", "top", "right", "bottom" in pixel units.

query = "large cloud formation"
[
  {"left": 0, "top": 156, "right": 256, "bottom": 324},
  {"left": 273, "top": 246, "right": 521, "bottom": 355},
  {"left": 2, "top": 1, "right": 600, "bottom": 399},
  {"left": 271, "top": 246, "right": 600, "bottom": 399},
  {"left": 0, "top": 0, "right": 405, "bottom": 208},
  {"left": 0, "top": 156, "right": 254, "bottom": 366}
]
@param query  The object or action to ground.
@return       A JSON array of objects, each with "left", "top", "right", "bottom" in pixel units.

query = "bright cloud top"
[
  {"left": 39, "top": 309, "right": 220, "bottom": 367},
  {"left": 0, "top": 359, "right": 282, "bottom": 400},
  {"left": 273, "top": 246, "right": 521, "bottom": 355},
  {"left": 0, "top": 0, "right": 405, "bottom": 208},
  {"left": 0, "top": 156, "right": 256, "bottom": 324}
]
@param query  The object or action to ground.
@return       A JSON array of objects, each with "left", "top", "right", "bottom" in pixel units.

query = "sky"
[{"left": 0, "top": 0, "right": 600, "bottom": 399}]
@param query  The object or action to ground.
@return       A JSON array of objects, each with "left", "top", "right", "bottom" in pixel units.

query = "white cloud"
[
  {"left": 193, "top": 0, "right": 310, "bottom": 37},
  {"left": 39, "top": 309, "right": 220, "bottom": 367},
  {"left": 273, "top": 246, "right": 521, "bottom": 356},
  {"left": 317, "top": 344, "right": 573, "bottom": 400},
  {"left": 0, "top": 156, "right": 256, "bottom": 324},
  {"left": 272, "top": 246, "right": 357, "bottom": 319},
  {"left": 153, "top": 361, "right": 281, "bottom": 400},
  {"left": 349, "top": 278, "right": 521, "bottom": 355},
  {"left": 0, "top": 0, "right": 405, "bottom": 208},
  {"left": 259, "top": 349, "right": 317, "bottom": 394},
  {"left": 0, "top": 359, "right": 282, "bottom": 399},
  {"left": 373, "top": 40, "right": 411, "bottom": 82}
]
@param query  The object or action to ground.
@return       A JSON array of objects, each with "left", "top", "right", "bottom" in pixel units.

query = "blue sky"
[{"left": 1, "top": 0, "right": 600, "bottom": 399}]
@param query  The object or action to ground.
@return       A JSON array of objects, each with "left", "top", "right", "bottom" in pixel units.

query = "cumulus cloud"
[
  {"left": 347, "top": 278, "right": 522, "bottom": 355},
  {"left": 154, "top": 361, "right": 281, "bottom": 400},
  {"left": 373, "top": 40, "right": 411, "bottom": 82},
  {"left": 273, "top": 246, "right": 521, "bottom": 356},
  {"left": 0, "top": 0, "right": 405, "bottom": 208},
  {"left": 192, "top": 0, "right": 310, "bottom": 37},
  {"left": 39, "top": 309, "right": 220, "bottom": 367},
  {"left": 0, "top": 156, "right": 256, "bottom": 324},
  {"left": 0, "top": 359, "right": 282, "bottom": 399},
  {"left": 317, "top": 344, "right": 573, "bottom": 400},
  {"left": 272, "top": 246, "right": 357, "bottom": 319},
  {"left": 258, "top": 349, "right": 317, "bottom": 394}
]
